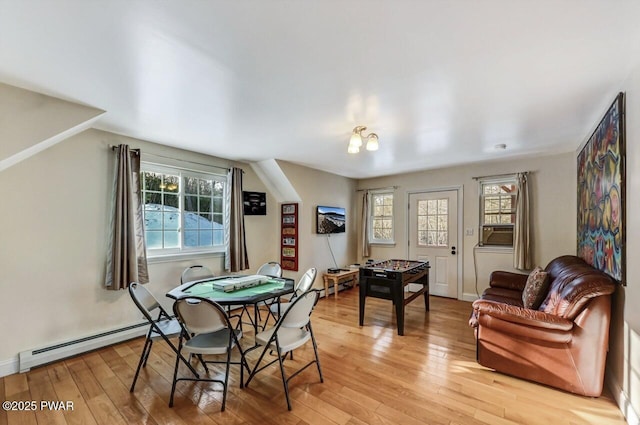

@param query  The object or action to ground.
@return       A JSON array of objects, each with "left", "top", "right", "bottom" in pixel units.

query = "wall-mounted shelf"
[{"left": 281, "top": 203, "right": 298, "bottom": 271}]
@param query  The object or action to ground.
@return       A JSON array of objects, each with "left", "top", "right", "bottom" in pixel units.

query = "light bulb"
[
  {"left": 366, "top": 134, "right": 379, "bottom": 151},
  {"left": 349, "top": 132, "right": 363, "bottom": 148}
]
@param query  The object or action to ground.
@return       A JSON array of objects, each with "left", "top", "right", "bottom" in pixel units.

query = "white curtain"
[
  {"left": 105, "top": 144, "right": 148, "bottom": 290},
  {"left": 224, "top": 167, "right": 249, "bottom": 272},
  {"left": 361, "top": 190, "right": 370, "bottom": 257},
  {"left": 513, "top": 172, "right": 531, "bottom": 270}
]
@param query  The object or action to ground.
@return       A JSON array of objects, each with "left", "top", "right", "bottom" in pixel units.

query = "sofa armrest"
[
  {"left": 489, "top": 270, "right": 528, "bottom": 292},
  {"left": 472, "top": 299, "right": 573, "bottom": 343}
]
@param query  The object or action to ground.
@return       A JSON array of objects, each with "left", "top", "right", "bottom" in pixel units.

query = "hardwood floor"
[{"left": 0, "top": 288, "right": 627, "bottom": 425}]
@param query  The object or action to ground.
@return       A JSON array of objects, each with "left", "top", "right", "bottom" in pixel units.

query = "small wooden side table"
[{"left": 323, "top": 269, "right": 359, "bottom": 299}]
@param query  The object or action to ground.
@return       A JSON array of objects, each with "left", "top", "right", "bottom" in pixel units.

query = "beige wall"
[
  {"left": 356, "top": 152, "right": 577, "bottom": 300},
  {"left": 0, "top": 84, "right": 357, "bottom": 369},
  {"left": 276, "top": 161, "right": 357, "bottom": 288},
  {"left": 0, "top": 127, "right": 280, "bottom": 362}
]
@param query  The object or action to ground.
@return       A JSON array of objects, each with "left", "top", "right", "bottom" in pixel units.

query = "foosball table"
[{"left": 359, "top": 259, "right": 430, "bottom": 335}]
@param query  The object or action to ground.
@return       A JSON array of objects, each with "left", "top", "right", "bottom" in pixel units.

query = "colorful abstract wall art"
[{"left": 577, "top": 92, "right": 626, "bottom": 283}]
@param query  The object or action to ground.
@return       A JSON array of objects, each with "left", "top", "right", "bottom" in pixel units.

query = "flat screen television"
[{"left": 317, "top": 206, "right": 346, "bottom": 234}]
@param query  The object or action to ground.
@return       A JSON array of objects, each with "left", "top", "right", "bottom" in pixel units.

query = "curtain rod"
[
  {"left": 109, "top": 145, "right": 230, "bottom": 173},
  {"left": 472, "top": 171, "right": 530, "bottom": 181},
  {"left": 110, "top": 145, "right": 140, "bottom": 155},
  {"left": 356, "top": 185, "right": 399, "bottom": 192}
]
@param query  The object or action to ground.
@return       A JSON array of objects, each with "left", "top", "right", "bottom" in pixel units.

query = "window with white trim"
[
  {"left": 369, "top": 191, "right": 394, "bottom": 244},
  {"left": 479, "top": 178, "right": 517, "bottom": 246},
  {"left": 141, "top": 164, "right": 226, "bottom": 256}
]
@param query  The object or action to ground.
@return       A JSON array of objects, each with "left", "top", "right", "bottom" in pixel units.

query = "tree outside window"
[
  {"left": 369, "top": 191, "right": 394, "bottom": 244},
  {"left": 141, "top": 165, "right": 226, "bottom": 256}
]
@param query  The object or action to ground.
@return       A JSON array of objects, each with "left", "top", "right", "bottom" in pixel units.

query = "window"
[
  {"left": 417, "top": 198, "right": 448, "bottom": 247},
  {"left": 369, "top": 191, "right": 394, "bottom": 244},
  {"left": 479, "top": 178, "right": 517, "bottom": 246},
  {"left": 141, "top": 164, "right": 226, "bottom": 256}
]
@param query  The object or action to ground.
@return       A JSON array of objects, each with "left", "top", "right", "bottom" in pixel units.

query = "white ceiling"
[{"left": 2, "top": 1, "right": 640, "bottom": 179}]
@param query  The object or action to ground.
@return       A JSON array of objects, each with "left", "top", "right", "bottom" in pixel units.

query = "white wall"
[{"left": 356, "top": 152, "right": 576, "bottom": 299}]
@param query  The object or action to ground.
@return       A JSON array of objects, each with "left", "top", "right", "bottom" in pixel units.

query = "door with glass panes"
[{"left": 408, "top": 190, "right": 458, "bottom": 298}]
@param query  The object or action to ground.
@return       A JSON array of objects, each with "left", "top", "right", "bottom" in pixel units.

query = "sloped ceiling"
[{"left": 0, "top": 83, "right": 105, "bottom": 171}]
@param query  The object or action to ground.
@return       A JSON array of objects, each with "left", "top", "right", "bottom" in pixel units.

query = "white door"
[{"left": 408, "top": 190, "right": 459, "bottom": 298}]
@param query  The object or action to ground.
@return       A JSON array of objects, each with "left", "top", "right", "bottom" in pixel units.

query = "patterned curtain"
[
  {"left": 224, "top": 167, "right": 249, "bottom": 272},
  {"left": 361, "top": 190, "right": 370, "bottom": 257},
  {"left": 513, "top": 172, "right": 532, "bottom": 270},
  {"left": 105, "top": 144, "right": 148, "bottom": 290}
]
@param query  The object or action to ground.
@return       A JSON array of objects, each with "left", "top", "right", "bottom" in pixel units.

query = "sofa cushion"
[
  {"left": 539, "top": 255, "right": 617, "bottom": 318},
  {"left": 481, "top": 287, "right": 524, "bottom": 306},
  {"left": 522, "top": 266, "right": 550, "bottom": 309}
]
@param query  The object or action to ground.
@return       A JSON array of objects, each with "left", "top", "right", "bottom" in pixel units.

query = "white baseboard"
[
  {"left": 461, "top": 292, "right": 479, "bottom": 302},
  {"left": 18, "top": 324, "right": 148, "bottom": 373},
  {"left": 0, "top": 356, "right": 19, "bottom": 378},
  {"left": 1, "top": 321, "right": 149, "bottom": 377},
  {"left": 607, "top": 372, "right": 639, "bottom": 425},
  {"left": 322, "top": 282, "right": 355, "bottom": 298}
]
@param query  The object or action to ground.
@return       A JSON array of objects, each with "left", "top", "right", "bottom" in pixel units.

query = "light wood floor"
[{"left": 0, "top": 288, "right": 627, "bottom": 425}]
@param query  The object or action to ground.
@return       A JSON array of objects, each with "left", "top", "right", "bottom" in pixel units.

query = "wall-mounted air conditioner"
[{"left": 481, "top": 225, "right": 514, "bottom": 246}]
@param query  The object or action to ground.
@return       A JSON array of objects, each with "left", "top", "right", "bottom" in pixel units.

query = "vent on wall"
[
  {"left": 19, "top": 322, "right": 148, "bottom": 373},
  {"left": 481, "top": 225, "right": 514, "bottom": 246}
]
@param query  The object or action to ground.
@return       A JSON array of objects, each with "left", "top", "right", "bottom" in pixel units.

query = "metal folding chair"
[
  {"left": 255, "top": 261, "right": 283, "bottom": 326},
  {"left": 245, "top": 289, "right": 323, "bottom": 410},
  {"left": 170, "top": 297, "right": 250, "bottom": 411},
  {"left": 180, "top": 265, "right": 214, "bottom": 284},
  {"left": 267, "top": 267, "right": 316, "bottom": 324},
  {"left": 128, "top": 282, "right": 199, "bottom": 392},
  {"left": 257, "top": 261, "right": 283, "bottom": 278}
]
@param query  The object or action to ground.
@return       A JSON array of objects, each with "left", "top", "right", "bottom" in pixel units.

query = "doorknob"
[{"left": 451, "top": 246, "right": 456, "bottom": 255}]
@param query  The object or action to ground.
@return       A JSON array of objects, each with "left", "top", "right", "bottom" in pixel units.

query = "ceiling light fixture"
[{"left": 348, "top": 126, "right": 379, "bottom": 153}]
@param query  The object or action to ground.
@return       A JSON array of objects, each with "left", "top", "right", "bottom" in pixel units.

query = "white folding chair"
[
  {"left": 180, "top": 265, "right": 214, "bottom": 284},
  {"left": 170, "top": 297, "right": 250, "bottom": 411},
  {"left": 257, "top": 261, "right": 283, "bottom": 278},
  {"left": 268, "top": 267, "right": 316, "bottom": 322},
  {"left": 245, "top": 289, "right": 323, "bottom": 410},
  {"left": 255, "top": 261, "right": 283, "bottom": 325},
  {"left": 180, "top": 265, "right": 244, "bottom": 329},
  {"left": 128, "top": 282, "right": 199, "bottom": 392}
]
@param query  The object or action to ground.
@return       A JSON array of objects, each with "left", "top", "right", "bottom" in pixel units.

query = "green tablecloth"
[{"left": 183, "top": 279, "right": 286, "bottom": 299}]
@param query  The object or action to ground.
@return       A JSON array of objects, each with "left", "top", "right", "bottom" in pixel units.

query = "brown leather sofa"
[{"left": 469, "top": 255, "right": 616, "bottom": 396}]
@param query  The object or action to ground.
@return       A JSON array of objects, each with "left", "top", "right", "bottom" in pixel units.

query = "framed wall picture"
[
  {"left": 282, "top": 237, "right": 295, "bottom": 246},
  {"left": 243, "top": 191, "right": 266, "bottom": 215},
  {"left": 577, "top": 92, "right": 626, "bottom": 283}
]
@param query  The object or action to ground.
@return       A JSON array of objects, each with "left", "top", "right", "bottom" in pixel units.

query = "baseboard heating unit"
[{"left": 19, "top": 322, "right": 148, "bottom": 373}]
